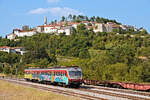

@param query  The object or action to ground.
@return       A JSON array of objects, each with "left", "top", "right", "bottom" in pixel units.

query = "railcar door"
[{"left": 51, "top": 71, "right": 54, "bottom": 83}]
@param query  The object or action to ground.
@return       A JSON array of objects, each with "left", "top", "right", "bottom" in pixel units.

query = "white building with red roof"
[
  {"left": 93, "top": 23, "right": 106, "bottom": 32},
  {"left": 57, "top": 26, "right": 72, "bottom": 35},
  {"left": 36, "top": 23, "right": 72, "bottom": 35},
  {"left": 82, "top": 21, "right": 90, "bottom": 26},
  {"left": 44, "top": 25, "right": 57, "bottom": 33},
  {"left": 0, "top": 46, "right": 11, "bottom": 53},
  {"left": 0, "top": 46, "right": 25, "bottom": 55},
  {"left": 36, "top": 25, "right": 57, "bottom": 33},
  {"left": 6, "top": 33, "right": 17, "bottom": 40},
  {"left": 13, "top": 29, "right": 37, "bottom": 37},
  {"left": 36, "top": 25, "right": 44, "bottom": 33},
  {"left": 71, "top": 22, "right": 80, "bottom": 29}
]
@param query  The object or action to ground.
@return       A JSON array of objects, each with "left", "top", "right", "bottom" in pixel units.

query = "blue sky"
[{"left": 0, "top": 0, "right": 150, "bottom": 37}]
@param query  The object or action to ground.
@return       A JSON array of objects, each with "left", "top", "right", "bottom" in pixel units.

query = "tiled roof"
[
  {"left": 7, "top": 33, "right": 16, "bottom": 36},
  {"left": 44, "top": 25, "right": 55, "bottom": 27},
  {"left": 82, "top": 21, "right": 89, "bottom": 23},
  {"left": 13, "top": 29, "right": 20, "bottom": 31},
  {"left": 11, "top": 47, "right": 23, "bottom": 49},
  {"left": 19, "top": 30, "right": 33, "bottom": 32},
  {"left": 37, "top": 25, "right": 55, "bottom": 27},
  {"left": 53, "top": 27, "right": 56, "bottom": 29},
  {"left": 112, "top": 25, "right": 120, "bottom": 28},
  {"left": 0, "top": 46, "right": 23, "bottom": 49},
  {"left": 0, "top": 46, "right": 10, "bottom": 49}
]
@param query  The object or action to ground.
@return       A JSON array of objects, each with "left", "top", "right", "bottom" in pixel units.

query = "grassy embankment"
[
  {"left": 0, "top": 80, "right": 78, "bottom": 100},
  {"left": 56, "top": 49, "right": 104, "bottom": 66}
]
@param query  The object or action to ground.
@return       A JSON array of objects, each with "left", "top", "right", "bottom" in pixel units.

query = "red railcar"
[{"left": 25, "top": 67, "right": 83, "bottom": 87}]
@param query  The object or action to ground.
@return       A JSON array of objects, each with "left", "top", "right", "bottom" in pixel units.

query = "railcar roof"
[{"left": 25, "top": 66, "right": 80, "bottom": 70}]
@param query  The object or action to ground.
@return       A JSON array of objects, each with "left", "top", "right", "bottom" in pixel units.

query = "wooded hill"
[{"left": 0, "top": 16, "right": 150, "bottom": 83}]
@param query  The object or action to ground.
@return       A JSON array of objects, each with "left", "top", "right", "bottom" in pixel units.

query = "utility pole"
[
  {"left": 16, "top": 66, "right": 18, "bottom": 79},
  {"left": 1, "top": 63, "right": 4, "bottom": 78},
  {"left": 10, "top": 64, "right": 13, "bottom": 79}
]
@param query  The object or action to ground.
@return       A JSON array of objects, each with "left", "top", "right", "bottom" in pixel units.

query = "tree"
[
  {"left": 0, "top": 51, "right": 20, "bottom": 66},
  {"left": 103, "top": 63, "right": 129, "bottom": 81},
  {"left": 140, "top": 29, "right": 148, "bottom": 35},
  {"left": 68, "top": 14, "right": 72, "bottom": 21},
  {"left": 0, "top": 38, "right": 10, "bottom": 46},
  {"left": 51, "top": 21, "right": 54, "bottom": 25},
  {"left": 112, "top": 27, "right": 122, "bottom": 33},
  {"left": 90, "top": 17, "right": 95, "bottom": 22},
  {"left": 21, "top": 33, "right": 57, "bottom": 65},
  {"left": 85, "top": 16, "right": 89, "bottom": 21},
  {"left": 106, "top": 44, "right": 136, "bottom": 65},
  {"left": 128, "top": 65, "right": 144, "bottom": 82},
  {"left": 33, "top": 58, "right": 49, "bottom": 68},
  {"left": 73, "top": 15, "right": 76, "bottom": 21},
  {"left": 4, "top": 66, "right": 11, "bottom": 74},
  {"left": 54, "top": 20, "right": 57, "bottom": 24},
  {"left": 0, "top": 63, "right": 3, "bottom": 73},
  {"left": 46, "top": 49, "right": 57, "bottom": 64},
  {"left": 61, "top": 16, "right": 65, "bottom": 22},
  {"left": 88, "top": 23, "right": 92, "bottom": 26},
  {"left": 79, "top": 48, "right": 90, "bottom": 59},
  {"left": 77, "top": 23, "right": 86, "bottom": 31}
]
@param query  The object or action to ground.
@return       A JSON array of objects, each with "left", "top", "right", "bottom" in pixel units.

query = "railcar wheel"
[
  {"left": 62, "top": 84, "right": 66, "bottom": 88},
  {"left": 75, "top": 84, "right": 80, "bottom": 88}
]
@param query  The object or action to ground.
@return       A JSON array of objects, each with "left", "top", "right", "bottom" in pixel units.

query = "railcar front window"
[{"left": 69, "top": 71, "right": 81, "bottom": 78}]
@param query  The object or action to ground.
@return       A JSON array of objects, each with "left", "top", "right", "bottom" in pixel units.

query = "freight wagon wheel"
[
  {"left": 146, "top": 89, "right": 150, "bottom": 92},
  {"left": 104, "top": 84, "right": 110, "bottom": 87},
  {"left": 112, "top": 84, "right": 124, "bottom": 89},
  {"left": 53, "top": 82, "right": 57, "bottom": 86}
]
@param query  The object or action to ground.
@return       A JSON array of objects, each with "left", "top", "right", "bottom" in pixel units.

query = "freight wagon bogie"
[{"left": 146, "top": 89, "right": 150, "bottom": 92}]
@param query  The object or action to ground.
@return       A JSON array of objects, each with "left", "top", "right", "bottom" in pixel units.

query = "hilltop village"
[{"left": 6, "top": 16, "right": 145, "bottom": 40}]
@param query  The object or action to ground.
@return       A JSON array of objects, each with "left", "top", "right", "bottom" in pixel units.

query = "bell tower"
[{"left": 44, "top": 16, "right": 47, "bottom": 25}]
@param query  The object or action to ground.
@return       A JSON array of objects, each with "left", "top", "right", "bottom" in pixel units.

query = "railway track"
[
  {"left": 83, "top": 85, "right": 150, "bottom": 97},
  {"left": 1, "top": 78, "right": 150, "bottom": 100},
  {"left": 80, "top": 86, "right": 150, "bottom": 100},
  {"left": 20, "top": 83, "right": 105, "bottom": 100}
]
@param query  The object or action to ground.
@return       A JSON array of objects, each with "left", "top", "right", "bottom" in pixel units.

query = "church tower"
[{"left": 44, "top": 16, "right": 47, "bottom": 25}]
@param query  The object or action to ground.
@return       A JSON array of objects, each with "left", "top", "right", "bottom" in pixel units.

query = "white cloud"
[
  {"left": 28, "top": 7, "right": 83, "bottom": 16},
  {"left": 28, "top": 8, "right": 49, "bottom": 14},
  {"left": 47, "top": 0, "right": 60, "bottom": 3},
  {"left": 49, "top": 7, "right": 83, "bottom": 16}
]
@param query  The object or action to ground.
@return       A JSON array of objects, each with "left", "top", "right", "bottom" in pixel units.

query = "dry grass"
[
  {"left": 0, "top": 80, "right": 78, "bottom": 100},
  {"left": 0, "top": 73, "right": 5, "bottom": 77}
]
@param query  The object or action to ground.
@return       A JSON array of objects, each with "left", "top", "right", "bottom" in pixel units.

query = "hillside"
[{"left": 0, "top": 16, "right": 150, "bottom": 83}]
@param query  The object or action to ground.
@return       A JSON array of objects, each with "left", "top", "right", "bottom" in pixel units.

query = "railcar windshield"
[{"left": 69, "top": 71, "right": 82, "bottom": 78}]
